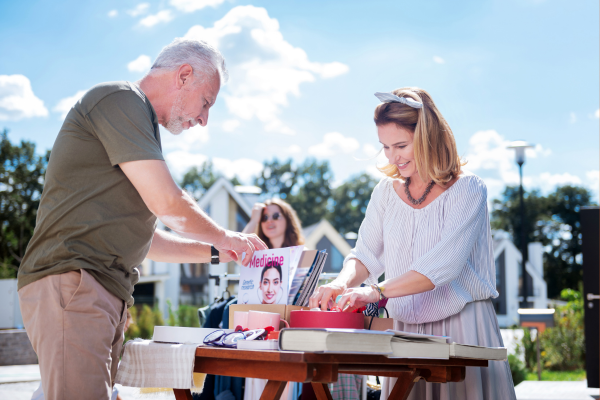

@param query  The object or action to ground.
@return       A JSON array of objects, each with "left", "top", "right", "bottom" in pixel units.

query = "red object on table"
[{"left": 290, "top": 310, "right": 364, "bottom": 329}]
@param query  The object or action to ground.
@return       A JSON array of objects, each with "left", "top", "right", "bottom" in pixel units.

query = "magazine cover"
[{"left": 239, "top": 247, "right": 290, "bottom": 305}]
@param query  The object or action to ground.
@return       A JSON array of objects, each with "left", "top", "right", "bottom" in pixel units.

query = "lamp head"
[{"left": 507, "top": 141, "right": 534, "bottom": 166}]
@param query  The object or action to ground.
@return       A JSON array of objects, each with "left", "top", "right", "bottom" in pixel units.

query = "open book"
[{"left": 279, "top": 328, "right": 507, "bottom": 360}]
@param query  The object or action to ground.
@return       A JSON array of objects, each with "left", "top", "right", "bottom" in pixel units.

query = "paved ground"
[
  {"left": 514, "top": 381, "right": 599, "bottom": 400},
  {"left": 1, "top": 364, "right": 599, "bottom": 400}
]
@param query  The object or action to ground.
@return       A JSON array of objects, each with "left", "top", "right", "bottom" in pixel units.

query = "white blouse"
[{"left": 345, "top": 172, "right": 499, "bottom": 324}]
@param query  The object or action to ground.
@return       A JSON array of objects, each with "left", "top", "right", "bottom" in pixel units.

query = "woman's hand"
[
  {"left": 309, "top": 281, "right": 348, "bottom": 311},
  {"left": 336, "top": 286, "right": 380, "bottom": 312},
  {"left": 250, "top": 203, "right": 266, "bottom": 222}
]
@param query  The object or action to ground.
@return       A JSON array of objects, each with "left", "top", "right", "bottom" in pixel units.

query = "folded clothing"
[{"left": 115, "top": 339, "right": 197, "bottom": 389}]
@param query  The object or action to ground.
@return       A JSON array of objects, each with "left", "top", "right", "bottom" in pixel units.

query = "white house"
[{"left": 491, "top": 232, "right": 548, "bottom": 327}]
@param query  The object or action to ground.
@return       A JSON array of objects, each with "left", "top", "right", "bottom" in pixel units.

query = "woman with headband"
[{"left": 310, "top": 88, "right": 516, "bottom": 399}]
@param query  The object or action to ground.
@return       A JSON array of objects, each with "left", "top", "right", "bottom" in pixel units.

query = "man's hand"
[{"left": 215, "top": 230, "right": 267, "bottom": 266}]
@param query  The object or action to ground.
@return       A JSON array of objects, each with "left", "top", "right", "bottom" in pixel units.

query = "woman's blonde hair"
[
  {"left": 256, "top": 198, "right": 305, "bottom": 249},
  {"left": 374, "top": 87, "right": 463, "bottom": 185}
]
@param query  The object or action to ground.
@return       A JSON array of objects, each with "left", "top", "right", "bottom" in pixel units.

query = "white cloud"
[
  {"left": 162, "top": 124, "right": 211, "bottom": 177},
  {"left": 170, "top": 0, "right": 226, "bottom": 13},
  {"left": 363, "top": 143, "right": 380, "bottom": 157},
  {"left": 165, "top": 150, "right": 208, "bottom": 177},
  {"left": 127, "top": 55, "right": 152, "bottom": 73},
  {"left": 0, "top": 75, "right": 49, "bottom": 121},
  {"left": 108, "top": 10, "right": 118, "bottom": 18},
  {"left": 586, "top": 170, "right": 599, "bottom": 193},
  {"left": 139, "top": 10, "right": 173, "bottom": 27},
  {"left": 433, "top": 56, "right": 445, "bottom": 64},
  {"left": 184, "top": 6, "right": 349, "bottom": 135},
  {"left": 286, "top": 144, "right": 302, "bottom": 154},
  {"left": 53, "top": 90, "right": 86, "bottom": 119},
  {"left": 569, "top": 112, "right": 577, "bottom": 123},
  {"left": 128, "top": 3, "right": 150, "bottom": 17},
  {"left": 595, "top": 109, "right": 599, "bottom": 118},
  {"left": 464, "top": 130, "right": 555, "bottom": 199},
  {"left": 222, "top": 119, "right": 240, "bottom": 132},
  {"left": 162, "top": 124, "right": 210, "bottom": 153},
  {"left": 213, "top": 157, "right": 264, "bottom": 182},
  {"left": 538, "top": 172, "right": 582, "bottom": 191},
  {"left": 308, "top": 132, "right": 360, "bottom": 157}
]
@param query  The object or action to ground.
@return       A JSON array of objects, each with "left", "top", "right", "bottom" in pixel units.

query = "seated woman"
[
  {"left": 242, "top": 198, "right": 305, "bottom": 400},
  {"left": 242, "top": 198, "right": 304, "bottom": 249},
  {"left": 310, "top": 88, "right": 516, "bottom": 400}
]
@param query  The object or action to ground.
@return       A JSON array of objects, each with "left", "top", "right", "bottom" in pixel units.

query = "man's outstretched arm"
[
  {"left": 146, "top": 228, "right": 236, "bottom": 263},
  {"left": 120, "top": 159, "right": 267, "bottom": 265}
]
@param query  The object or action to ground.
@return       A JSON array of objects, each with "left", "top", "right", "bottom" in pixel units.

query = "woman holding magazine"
[
  {"left": 310, "top": 88, "right": 516, "bottom": 400},
  {"left": 242, "top": 198, "right": 304, "bottom": 400},
  {"left": 243, "top": 199, "right": 362, "bottom": 400}
]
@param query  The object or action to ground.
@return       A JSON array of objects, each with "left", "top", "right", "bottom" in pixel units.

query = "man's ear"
[{"left": 176, "top": 64, "right": 194, "bottom": 89}]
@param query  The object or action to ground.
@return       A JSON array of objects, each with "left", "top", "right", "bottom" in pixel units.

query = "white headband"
[{"left": 374, "top": 92, "right": 423, "bottom": 109}]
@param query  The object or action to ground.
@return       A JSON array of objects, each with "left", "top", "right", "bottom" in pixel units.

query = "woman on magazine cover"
[
  {"left": 259, "top": 263, "right": 283, "bottom": 304},
  {"left": 310, "top": 88, "right": 517, "bottom": 400}
]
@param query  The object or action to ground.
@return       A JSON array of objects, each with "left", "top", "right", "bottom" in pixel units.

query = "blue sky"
[{"left": 1, "top": 0, "right": 598, "bottom": 201}]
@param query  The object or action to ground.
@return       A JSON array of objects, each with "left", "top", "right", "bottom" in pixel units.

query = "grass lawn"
[{"left": 525, "top": 369, "right": 586, "bottom": 381}]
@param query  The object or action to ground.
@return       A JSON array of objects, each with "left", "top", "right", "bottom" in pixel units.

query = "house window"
[
  {"left": 492, "top": 250, "right": 507, "bottom": 315},
  {"left": 315, "top": 236, "right": 345, "bottom": 273},
  {"left": 236, "top": 206, "right": 250, "bottom": 232},
  {"left": 517, "top": 261, "right": 535, "bottom": 307},
  {"left": 330, "top": 246, "right": 344, "bottom": 272}
]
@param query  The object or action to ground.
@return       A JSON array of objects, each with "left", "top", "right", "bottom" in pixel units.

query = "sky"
[{"left": 0, "top": 0, "right": 598, "bottom": 202}]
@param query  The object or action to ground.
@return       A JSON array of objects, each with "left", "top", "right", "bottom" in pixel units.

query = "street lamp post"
[{"left": 508, "top": 141, "right": 534, "bottom": 309}]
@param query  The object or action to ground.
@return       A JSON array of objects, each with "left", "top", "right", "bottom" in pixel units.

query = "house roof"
[
  {"left": 303, "top": 219, "right": 353, "bottom": 257},
  {"left": 197, "top": 177, "right": 253, "bottom": 217}
]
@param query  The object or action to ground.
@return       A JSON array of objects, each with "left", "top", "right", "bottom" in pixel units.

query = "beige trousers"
[{"left": 19, "top": 269, "right": 127, "bottom": 400}]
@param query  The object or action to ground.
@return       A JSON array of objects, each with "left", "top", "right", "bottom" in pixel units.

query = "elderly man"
[{"left": 17, "top": 38, "right": 266, "bottom": 400}]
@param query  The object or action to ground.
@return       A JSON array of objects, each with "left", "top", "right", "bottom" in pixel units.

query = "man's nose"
[{"left": 198, "top": 109, "right": 209, "bottom": 127}]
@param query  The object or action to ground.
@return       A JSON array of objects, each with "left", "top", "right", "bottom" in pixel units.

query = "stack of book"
[
  {"left": 288, "top": 249, "right": 328, "bottom": 306},
  {"left": 278, "top": 328, "right": 507, "bottom": 360}
]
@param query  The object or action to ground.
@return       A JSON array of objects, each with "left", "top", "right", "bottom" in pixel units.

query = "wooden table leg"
[
  {"left": 260, "top": 380, "right": 287, "bottom": 400},
  {"left": 388, "top": 369, "right": 422, "bottom": 400},
  {"left": 311, "top": 382, "right": 333, "bottom": 400},
  {"left": 173, "top": 389, "right": 194, "bottom": 400}
]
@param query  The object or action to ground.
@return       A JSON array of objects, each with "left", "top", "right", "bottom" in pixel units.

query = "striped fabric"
[{"left": 345, "top": 172, "right": 499, "bottom": 325}]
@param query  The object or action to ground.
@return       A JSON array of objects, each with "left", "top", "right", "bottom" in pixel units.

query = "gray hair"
[{"left": 151, "top": 38, "right": 228, "bottom": 84}]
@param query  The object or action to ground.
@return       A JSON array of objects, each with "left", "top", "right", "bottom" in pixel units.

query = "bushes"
[
  {"left": 124, "top": 302, "right": 201, "bottom": 343},
  {"left": 541, "top": 289, "right": 585, "bottom": 371},
  {"left": 508, "top": 354, "right": 527, "bottom": 386},
  {"left": 509, "top": 288, "right": 586, "bottom": 381}
]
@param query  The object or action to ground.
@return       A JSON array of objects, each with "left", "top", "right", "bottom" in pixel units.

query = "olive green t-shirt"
[{"left": 18, "top": 81, "right": 163, "bottom": 307}]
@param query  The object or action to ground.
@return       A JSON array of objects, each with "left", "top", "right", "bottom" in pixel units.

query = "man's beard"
[{"left": 164, "top": 92, "right": 197, "bottom": 135}]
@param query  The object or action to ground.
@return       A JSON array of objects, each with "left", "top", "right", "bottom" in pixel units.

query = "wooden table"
[{"left": 173, "top": 347, "right": 488, "bottom": 400}]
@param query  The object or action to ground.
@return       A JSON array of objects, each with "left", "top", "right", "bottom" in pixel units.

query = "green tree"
[
  {"left": 543, "top": 186, "right": 593, "bottom": 297},
  {"left": 287, "top": 159, "right": 333, "bottom": 227},
  {"left": 254, "top": 158, "right": 297, "bottom": 200},
  {"left": 491, "top": 185, "right": 594, "bottom": 298},
  {"left": 491, "top": 186, "right": 550, "bottom": 262},
  {"left": 0, "top": 129, "right": 49, "bottom": 279},
  {"left": 180, "top": 160, "right": 240, "bottom": 201},
  {"left": 330, "top": 172, "right": 379, "bottom": 235}
]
